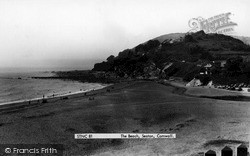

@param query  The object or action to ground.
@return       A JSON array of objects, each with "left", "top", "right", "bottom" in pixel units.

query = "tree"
[
  {"left": 184, "top": 34, "right": 197, "bottom": 42},
  {"left": 106, "top": 55, "right": 115, "bottom": 62},
  {"left": 135, "top": 44, "right": 145, "bottom": 52},
  {"left": 144, "top": 40, "right": 160, "bottom": 51},
  {"left": 188, "top": 45, "right": 204, "bottom": 55},
  {"left": 225, "top": 57, "right": 243, "bottom": 75},
  {"left": 92, "top": 61, "right": 112, "bottom": 71}
]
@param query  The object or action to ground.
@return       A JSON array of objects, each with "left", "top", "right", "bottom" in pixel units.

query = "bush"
[
  {"left": 62, "top": 96, "right": 68, "bottom": 100},
  {"left": 184, "top": 34, "right": 197, "bottom": 42}
]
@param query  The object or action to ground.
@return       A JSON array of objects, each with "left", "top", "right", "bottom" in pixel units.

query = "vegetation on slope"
[{"left": 92, "top": 31, "right": 250, "bottom": 84}]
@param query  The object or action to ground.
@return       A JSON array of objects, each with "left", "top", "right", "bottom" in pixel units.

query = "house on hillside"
[
  {"left": 204, "top": 63, "right": 212, "bottom": 74},
  {"left": 186, "top": 78, "right": 202, "bottom": 87},
  {"left": 207, "top": 80, "right": 214, "bottom": 88},
  {"left": 220, "top": 61, "right": 227, "bottom": 68},
  {"left": 199, "top": 63, "right": 213, "bottom": 75},
  {"left": 169, "top": 39, "right": 174, "bottom": 44},
  {"left": 199, "top": 68, "right": 206, "bottom": 75},
  {"left": 204, "top": 63, "right": 212, "bottom": 68}
]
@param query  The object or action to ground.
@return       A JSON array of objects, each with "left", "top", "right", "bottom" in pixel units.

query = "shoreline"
[
  {"left": 0, "top": 70, "right": 112, "bottom": 107},
  {"left": 0, "top": 80, "right": 137, "bottom": 115},
  {"left": 0, "top": 83, "right": 113, "bottom": 114},
  {"left": 0, "top": 84, "right": 109, "bottom": 106}
]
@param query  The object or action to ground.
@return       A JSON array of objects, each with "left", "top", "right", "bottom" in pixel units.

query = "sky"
[{"left": 0, "top": 0, "right": 249, "bottom": 71}]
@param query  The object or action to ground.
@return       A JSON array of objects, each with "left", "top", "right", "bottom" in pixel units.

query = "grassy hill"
[
  {"left": 153, "top": 33, "right": 185, "bottom": 43},
  {"left": 92, "top": 31, "right": 250, "bottom": 84}
]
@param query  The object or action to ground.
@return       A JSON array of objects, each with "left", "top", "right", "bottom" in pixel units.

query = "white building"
[
  {"left": 207, "top": 81, "right": 214, "bottom": 88},
  {"left": 186, "top": 78, "right": 202, "bottom": 87}
]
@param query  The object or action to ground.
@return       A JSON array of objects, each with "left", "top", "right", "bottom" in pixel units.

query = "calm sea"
[{"left": 0, "top": 71, "right": 106, "bottom": 105}]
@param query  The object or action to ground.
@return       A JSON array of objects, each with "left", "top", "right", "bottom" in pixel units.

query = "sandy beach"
[{"left": 0, "top": 80, "right": 249, "bottom": 156}]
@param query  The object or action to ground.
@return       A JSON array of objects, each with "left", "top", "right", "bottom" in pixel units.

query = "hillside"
[
  {"left": 153, "top": 33, "right": 185, "bottom": 43},
  {"left": 151, "top": 32, "right": 250, "bottom": 46},
  {"left": 92, "top": 31, "right": 250, "bottom": 84},
  {"left": 232, "top": 36, "right": 250, "bottom": 45}
]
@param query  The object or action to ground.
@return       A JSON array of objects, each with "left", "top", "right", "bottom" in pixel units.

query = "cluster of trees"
[
  {"left": 93, "top": 40, "right": 161, "bottom": 77},
  {"left": 223, "top": 57, "right": 250, "bottom": 76},
  {"left": 209, "top": 56, "right": 250, "bottom": 84},
  {"left": 134, "top": 40, "right": 160, "bottom": 53},
  {"left": 184, "top": 34, "right": 197, "bottom": 43},
  {"left": 186, "top": 44, "right": 214, "bottom": 61}
]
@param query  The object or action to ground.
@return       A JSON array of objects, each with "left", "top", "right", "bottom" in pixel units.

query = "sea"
[{"left": 0, "top": 71, "right": 107, "bottom": 105}]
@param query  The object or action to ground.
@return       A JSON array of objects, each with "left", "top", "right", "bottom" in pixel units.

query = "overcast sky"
[{"left": 0, "top": 0, "right": 249, "bottom": 70}]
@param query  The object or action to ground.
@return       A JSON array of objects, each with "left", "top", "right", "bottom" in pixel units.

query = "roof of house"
[{"left": 204, "top": 64, "right": 212, "bottom": 68}]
